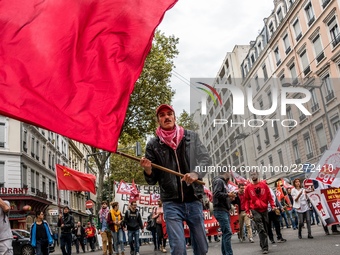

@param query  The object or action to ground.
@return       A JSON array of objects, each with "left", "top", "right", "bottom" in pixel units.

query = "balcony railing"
[
  {"left": 311, "top": 103, "right": 319, "bottom": 112},
  {"left": 299, "top": 114, "right": 306, "bottom": 121},
  {"left": 326, "top": 91, "right": 334, "bottom": 102},
  {"left": 306, "top": 152, "right": 314, "bottom": 159},
  {"left": 320, "top": 145, "right": 328, "bottom": 154},
  {"left": 295, "top": 158, "right": 301, "bottom": 164}
]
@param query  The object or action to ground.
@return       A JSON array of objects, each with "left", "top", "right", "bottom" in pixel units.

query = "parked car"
[{"left": 12, "top": 229, "right": 54, "bottom": 255}]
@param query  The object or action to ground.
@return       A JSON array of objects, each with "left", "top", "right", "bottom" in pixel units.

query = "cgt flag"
[
  {"left": 0, "top": 0, "right": 177, "bottom": 152},
  {"left": 56, "top": 164, "right": 96, "bottom": 194}
]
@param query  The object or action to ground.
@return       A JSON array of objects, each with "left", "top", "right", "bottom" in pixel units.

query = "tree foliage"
[
  {"left": 177, "top": 110, "right": 199, "bottom": 131},
  {"left": 120, "top": 30, "right": 179, "bottom": 144}
]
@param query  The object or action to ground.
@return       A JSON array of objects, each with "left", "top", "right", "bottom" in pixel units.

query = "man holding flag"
[{"left": 140, "top": 104, "right": 211, "bottom": 255}]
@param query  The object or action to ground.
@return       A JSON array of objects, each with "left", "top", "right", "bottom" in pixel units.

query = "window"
[
  {"left": 289, "top": 63, "right": 297, "bottom": 80},
  {"left": 331, "top": 115, "right": 340, "bottom": 134},
  {"left": 313, "top": 35, "right": 324, "bottom": 63},
  {"left": 259, "top": 99, "right": 264, "bottom": 110},
  {"left": 293, "top": 19, "right": 302, "bottom": 41},
  {"left": 269, "top": 22, "right": 274, "bottom": 34},
  {"left": 0, "top": 123, "right": 4, "bottom": 148},
  {"left": 305, "top": 2, "right": 315, "bottom": 26},
  {"left": 31, "top": 136, "right": 35, "bottom": 157},
  {"left": 255, "top": 76, "right": 260, "bottom": 91},
  {"left": 304, "top": 133, "right": 313, "bottom": 158},
  {"left": 256, "top": 134, "right": 261, "bottom": 151},
  {"left": 0, "top": 162, "right": 4, "bottom": 187},
  {"left": 322, "top": 0, "right": 330, "bottom": 8},
  {"left": 300, "top": 50, "right": 310, "bottom": 76},
  {"left": 274, "top": 47, "right": 281, "bottom": 66},
  {"left": 292, "top": 140, "right": 301, "bottom": 163},
  {"left": 251, "top": 54, "right": 255, "bottom": 64},
  {"left": 315, "top": 124, "right": 327, "bottom": 153},
  {"left": 36, "top": 140, "right": 40, "bottom": 160},
  {"left": 287, "top": 107, "right": 295, "bottom": 127},
  {"left": 42, "top": 146, "right": 46, "bottom": 164},
  {"left": 328, "top": 17, "right": 340, "bottom": 47},
  {"left": 277, "top": 7, "right": 283, "bottom": 23},
  {"left": 262, "top": 65, "right": 268, "bottom": 81},
  {"left": 48, "top": 152, "right": 52, "bottom": 169},
  {"left": 278, "top": 150, "right": 284, "bottom": 166},
  {"left": 267, "top": 91, "right": 272, "bottom": 106},
  {"left": 42, "top": 176, "right": 46, "bottom": 193},
  {"left": 269, "top": 155, "right": 274, "bottom": 177},
  {"left": 21, "top": 165, "right": 27, "bottom": 188},
  {"left": 258, "top": 41, "right": 262, "bottom": 51},
  {"left": 273, "top": 120, "right": 279, "bottom": 138},
  {"left": 283, "top": 34, "right": 291, "bottom": 54},
  {"left": 36, "top": 172, "right": 39, "bottom": 190},
  {"left": 264, "top": 127, "right": 270, "bottom": 145},
  {"left": 323, "top": 74, "right": 334, "bottom": 102},
  {"left": 31, "top": 170, "right": 35, "bottom": 192},
  {"left": 310, "top": 89, "right": 319, "bottom": 112},
  {"left": 23, "top": 129, "right": 27, "bottom": 152}
]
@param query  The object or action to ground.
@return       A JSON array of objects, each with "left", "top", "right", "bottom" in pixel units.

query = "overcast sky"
[{"left": 158, "top": 0, "right": 274, "bottom": 114}]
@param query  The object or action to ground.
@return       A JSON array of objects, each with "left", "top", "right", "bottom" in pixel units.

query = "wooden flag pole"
[{"left": 116, "top": 151, "right": 205, "bottom": 186}]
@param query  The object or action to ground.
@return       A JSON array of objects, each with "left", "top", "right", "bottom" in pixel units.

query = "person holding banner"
[
  {"left": 291, "top": 179, "right": 313, "bottom": 239},
  {"left": 140, "top": 104, "right": 210, "bottom": 255}
]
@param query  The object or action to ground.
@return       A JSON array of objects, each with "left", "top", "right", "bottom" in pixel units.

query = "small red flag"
[
  {"left": 56, "top": 164, "right": 96, "bottom": 194},
  {"left": 0, "top": 0, "right": 177, "bottom": 152}
]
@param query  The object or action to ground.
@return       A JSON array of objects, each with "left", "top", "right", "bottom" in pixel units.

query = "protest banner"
[{"left": 307, "top": 188, "right": 340, "bottom": 226}]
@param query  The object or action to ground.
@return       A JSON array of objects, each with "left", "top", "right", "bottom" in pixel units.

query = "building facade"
[
  {"left": 200, "top": 0, "right": 340, "bottom": 187},
  {"left": 0, "top": 116, "right": 98, "bottom": 230}
]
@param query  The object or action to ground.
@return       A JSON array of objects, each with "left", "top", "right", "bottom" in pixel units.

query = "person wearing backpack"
[
  {"left": 153, "top": 200, "right": 167, "bottom": 253},
  {"left": 146, "top": 209, "right": 157, "bottom": 251},
  {"left": 124, "top": 201, "right": 144, "bottom": 255}
]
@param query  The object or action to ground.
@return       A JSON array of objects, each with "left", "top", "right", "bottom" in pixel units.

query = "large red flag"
[
  {"left": 56, "top": 164, "right": 96, "bottom": 194},
  {"left": 0, "top": 0, "right": 177, "bottom": 152}
]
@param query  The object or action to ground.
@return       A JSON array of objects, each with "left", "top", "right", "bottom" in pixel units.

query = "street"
[{"left": 53, "top": 225, "right": 340, "bottom": 255}]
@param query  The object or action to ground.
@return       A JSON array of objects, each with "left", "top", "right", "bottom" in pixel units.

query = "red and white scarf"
[{"left": 156, "top": 124, "right": 184, "bottom": 150}]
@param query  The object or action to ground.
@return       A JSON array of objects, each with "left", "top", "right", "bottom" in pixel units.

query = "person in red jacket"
[{"left": 244, "top": 170, "right": 276, "bottom": 255}]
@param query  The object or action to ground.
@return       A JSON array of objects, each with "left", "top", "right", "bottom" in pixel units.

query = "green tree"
[
  {"left": 91, "top": 30, "right": 179, "bottom": 205},
  {"left": 177, "top": 110, "right": 199, "bottom": 131},
  {"left": 120, "top": 30, "right": 179, "bottom": 144}
]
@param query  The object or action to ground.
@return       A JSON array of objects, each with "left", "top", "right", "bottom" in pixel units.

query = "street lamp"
[{"left": 282, "top": 80, "right": 333, "bottom": 141}]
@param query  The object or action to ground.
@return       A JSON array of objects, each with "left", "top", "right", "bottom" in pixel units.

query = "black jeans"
[{"left": 60, "top": 233, "right": 72, "bottom": 255}]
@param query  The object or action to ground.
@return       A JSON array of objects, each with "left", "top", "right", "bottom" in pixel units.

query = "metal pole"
[{"left": 318, "top": 83, "right": 333, "bottom": 141}]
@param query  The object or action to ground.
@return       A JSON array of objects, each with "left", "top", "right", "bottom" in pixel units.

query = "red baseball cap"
[{"left": 156, "top": 104, "right": 175, "bottom": 115}]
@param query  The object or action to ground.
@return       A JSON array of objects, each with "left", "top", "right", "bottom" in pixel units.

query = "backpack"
[{"left": 146, "top": 211, "right": 156, "bottom": 231}]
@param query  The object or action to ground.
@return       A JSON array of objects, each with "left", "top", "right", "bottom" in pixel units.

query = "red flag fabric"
[
  {"left": 231, "top": 172, "right": 250, "bottom": 186},
  {"left": 227, "top": 181, "right": 239, "bottom": 193},
  {"left": 203, "top": 186, "right": 213, "bottom": 202},
  {"left": 56, "top": 164, "right": 96, "bottom": 194},
  {"left": 150, "top": 193, "right": 161, "bottom": 203},
  {"left": 281, "top": 178, "right": 294, "bottom": 189},
  {"left": 129, "top": 180, "right": 140, "bottom": 203},
  {"left": 116, "top": 180, "right": 134, "bottom": 195},
  {"left": 275, "top": 183, "right": 284, "bottom": 201},
  {"left": 0, "top": 0, "right": 177, "bottom": 152}
]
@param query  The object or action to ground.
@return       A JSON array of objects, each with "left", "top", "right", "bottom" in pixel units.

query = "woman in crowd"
[
  {"left": 30, "top": 210, "right": 54, "bottom": 255},
  {"left": 291, "top": 179, "right": 313, "bottom": 239}
]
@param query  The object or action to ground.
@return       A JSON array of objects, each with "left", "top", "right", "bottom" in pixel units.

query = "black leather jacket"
[
  {"left": 144, "top": 129, "right": 211, "bottom": 202},
  {"left": 57, "top": 213, "right": 75, "bottom": 234}
]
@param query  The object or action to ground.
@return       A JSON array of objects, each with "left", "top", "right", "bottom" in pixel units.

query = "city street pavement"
[{"left": 53, "top": 225, "right": 340, "bottom": 255}]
